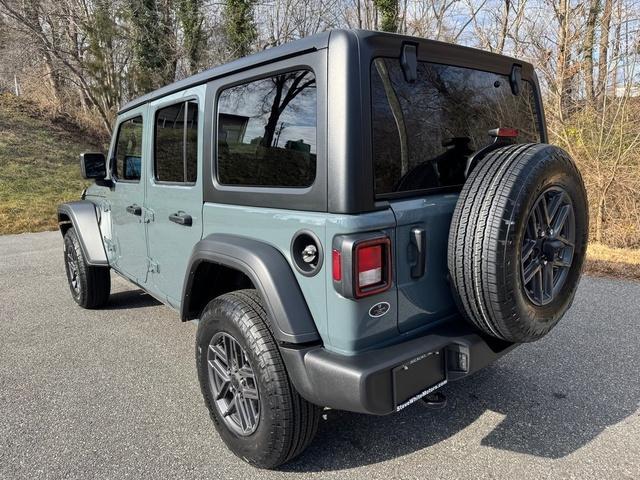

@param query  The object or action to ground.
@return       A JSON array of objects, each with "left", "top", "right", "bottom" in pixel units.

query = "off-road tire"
[
  {"left": 196, "top": 289, "right": 320, "bottom": 469},
  {"left": 63, "top": 227, "right": 110, "bottom": 308},
  {"left": 448, "top": 143, "right": 588, "bottom": 342}
]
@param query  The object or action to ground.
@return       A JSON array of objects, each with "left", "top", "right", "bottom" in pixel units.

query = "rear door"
[
  {"left": 370, "top": 57, "right": 543, "bottom": 333},
  {"left": 145, "top": 87, "right": 205, "bottom": 307}
]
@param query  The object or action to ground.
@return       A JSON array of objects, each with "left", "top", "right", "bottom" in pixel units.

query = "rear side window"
[
  {"left": 371, "top": 58, "right": 541, "bottom": 196},
  {"left": 154, "top": 101, "right": 198, "bottom": 183},
  {"left": 216, "top": 70, "right": 317, "bottom": 187},
  {"left": 113, "top": 116, "right": 143, "bottom": 181}
]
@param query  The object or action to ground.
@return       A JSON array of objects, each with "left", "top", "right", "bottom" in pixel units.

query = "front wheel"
[
  {"left": 63, "top": 227, "right": 110, "bottom": 308},
  {"left": 196, "top": 289, "right": 320, "bottom": 469}
]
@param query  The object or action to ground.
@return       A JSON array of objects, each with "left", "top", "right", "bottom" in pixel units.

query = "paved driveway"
[{"left": 1, "top": 231, "right": 638, "bottom": 479}]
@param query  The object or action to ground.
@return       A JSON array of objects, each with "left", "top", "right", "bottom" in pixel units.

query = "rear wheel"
[
  {"left": 448, "top": 143, "right": 588, "bottom": 343},
  {"left": 63, "top": 227, "right": 110, "bottom": 308},
  {"left": 196, "top": 289, "right": 320, "bottom": 469}
]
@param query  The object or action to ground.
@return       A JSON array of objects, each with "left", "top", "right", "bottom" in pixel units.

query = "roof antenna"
[{"left": 401, "top": 43, "right": 418, "bottom": 83}]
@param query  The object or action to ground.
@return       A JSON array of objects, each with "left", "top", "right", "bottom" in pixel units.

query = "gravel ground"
[{"left": 1, "top": 231, "right": 638, "bottom": 480}]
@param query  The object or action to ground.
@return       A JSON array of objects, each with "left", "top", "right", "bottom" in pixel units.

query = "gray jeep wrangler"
[{"left": 58, "top": 30, "right": 588, "bottom": 468}]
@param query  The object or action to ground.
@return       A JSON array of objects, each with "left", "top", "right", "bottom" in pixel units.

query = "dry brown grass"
[
  {"left": 0, "top": 93, "right": 104, "bottom": 235},
  {"left": 585, "top": 243, "right": 640, "bottom": 281}
]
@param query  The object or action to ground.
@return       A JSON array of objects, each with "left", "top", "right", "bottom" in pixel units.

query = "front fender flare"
[
  {"left": 57, "top": 201, "right": 108, "bottom": 266},
  {"left": 181, "top": 234, "right": 321, "bottom": 345}
]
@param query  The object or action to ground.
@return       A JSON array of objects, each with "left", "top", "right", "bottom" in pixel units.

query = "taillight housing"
[{"left": 332, "top": 233, "right": 392, "bottom": 299}]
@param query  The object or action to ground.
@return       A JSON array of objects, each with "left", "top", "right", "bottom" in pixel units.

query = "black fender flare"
[
  {"left": 57, "top": 201, "right": 108, "bottom": 266},
  {"left": 181, "top": 234, "right": 321, "bottom": 345}
]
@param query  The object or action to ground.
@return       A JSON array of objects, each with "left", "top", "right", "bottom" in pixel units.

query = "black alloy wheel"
[
  {"left": 521, "top": 186, "right": 576, "bottom": 306},
  {"left": 207, "top": 332, "right": 260, "bottom": 436}
]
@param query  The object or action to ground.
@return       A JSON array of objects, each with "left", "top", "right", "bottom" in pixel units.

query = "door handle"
[
  {"left": 410, "top": 227, "right": 426, "bottom": 278},
  {"left": 126, "top": 204, "right": 142, "bottom": 216},
  {"left": 169, "top": 212, "right": 192, "bottom": 227}
]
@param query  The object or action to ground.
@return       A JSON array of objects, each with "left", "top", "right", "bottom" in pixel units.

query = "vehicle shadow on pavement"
[
  {"left": 283, "top": 285, "right": 640, "bottom": 471},
  {"left": 103, "top": 289, "right": 162, "bottom": 310}
]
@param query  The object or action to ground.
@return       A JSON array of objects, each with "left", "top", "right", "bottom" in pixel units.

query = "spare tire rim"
[
  {"left": 521, "top": 186, "right": 576, "bottom": 306},
  {"left": 207, "top": 332, "right": 260, "bottom": 436}
]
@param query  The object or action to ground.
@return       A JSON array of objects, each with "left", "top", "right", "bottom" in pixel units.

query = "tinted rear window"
[
  {"left": 217, "top": 70, "right": 317, "bottom": 188},
  {"left": 155, "top": 101, "right": 198, "bottom": 183},
  {"left": 371, "top": 58, "right": 541, "bottom": 196}
]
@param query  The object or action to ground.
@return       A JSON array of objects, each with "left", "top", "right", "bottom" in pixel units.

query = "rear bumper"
[{"left": 280, "top": 321, "right": 516, "bottom": 415}]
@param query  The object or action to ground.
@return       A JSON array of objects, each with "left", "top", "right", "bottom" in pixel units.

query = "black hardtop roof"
[
  {"left": 118, "top": 29, "right": 533, "bottom": 115},
  {"left": 118, "top": 30, "right": 332, "bottom": 114}
]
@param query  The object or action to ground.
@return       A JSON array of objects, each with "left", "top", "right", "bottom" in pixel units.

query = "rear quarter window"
[
  {"left": 371, "top": 58, "right": 541, "bottom": 196},
  {"left": 216, "top": 70, "right": 317, "bottom": 188}
]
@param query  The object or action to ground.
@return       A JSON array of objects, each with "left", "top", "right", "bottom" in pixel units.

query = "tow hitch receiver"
[{"left": 420, "top": 391, "right": 447, "bottom": 409}]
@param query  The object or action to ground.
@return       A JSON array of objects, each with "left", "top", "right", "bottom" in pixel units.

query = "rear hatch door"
[{"left": 370, "top": 55, "right": 543, "bottom": 333}]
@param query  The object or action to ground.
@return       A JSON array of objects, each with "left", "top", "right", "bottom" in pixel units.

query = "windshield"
[{"left": 371, "top": 58, "right": 542, "bottom": 196}]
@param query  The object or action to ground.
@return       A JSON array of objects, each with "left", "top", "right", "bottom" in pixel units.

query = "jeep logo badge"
[{"left": 369, "top": 302, "right": 390, "bottom": 318}]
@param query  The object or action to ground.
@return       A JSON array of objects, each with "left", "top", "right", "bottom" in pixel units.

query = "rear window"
[
  {"left": 371, "top": 58, "right": 541, "bottom": 196},
  {"left": 155, "top": 100, "right": 198, "bottom": 183}
]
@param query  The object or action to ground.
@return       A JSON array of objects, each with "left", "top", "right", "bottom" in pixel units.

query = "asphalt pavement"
[{"left": 1, "top": 231, "right": 638, "bottom": 479}]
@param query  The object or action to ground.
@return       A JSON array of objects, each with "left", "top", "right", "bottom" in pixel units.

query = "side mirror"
[{"left": 80, "top": 152, "right": 107, "bottom": 180}]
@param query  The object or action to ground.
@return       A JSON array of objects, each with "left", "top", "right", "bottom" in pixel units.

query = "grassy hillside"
[{"left": 0, "top": 93, "right": 104, "bottom": 234}]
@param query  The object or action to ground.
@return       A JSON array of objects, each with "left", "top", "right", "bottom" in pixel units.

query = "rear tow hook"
[{"left": 420, "top": 392, "right": 447, "bottom": 410}]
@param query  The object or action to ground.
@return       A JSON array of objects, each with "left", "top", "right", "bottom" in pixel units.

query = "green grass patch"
[{"left": 0, "top": 93, "right": 103, "bottom": 235}]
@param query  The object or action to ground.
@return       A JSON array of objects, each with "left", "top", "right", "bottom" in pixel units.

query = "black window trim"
[
  {"left": 213, "top": 65, "right": 318, "bottom": 192},
  {"left": 369, "top": 55, "right": 544, "bottom": 201},
  {"left": 111, "top": 114, "right": 144, "bottom": 184},
  {"left": 152, "top": 96, "right": 200, "bottom": 187}
]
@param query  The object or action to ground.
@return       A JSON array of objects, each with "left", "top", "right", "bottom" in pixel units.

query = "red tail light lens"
[
  {"left": 357, "top": 245, "right": 382, "bottom": 287},
  {"left": 354, "top": 237, "right": 391, "bottom": 298},
  {"left": 489, "top": 127, "right": 519, "bottom": 138},
  {"left": 332, "top": 249, "right": 342, "bottom": 281}
]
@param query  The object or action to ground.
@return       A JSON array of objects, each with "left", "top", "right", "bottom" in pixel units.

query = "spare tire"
[{"left": 448, "top": 143, "right": 588, "bottom": 343}]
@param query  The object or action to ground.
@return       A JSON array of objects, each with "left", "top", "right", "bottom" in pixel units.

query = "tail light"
[
  {"left": 332, "top": 233, "right": 392, "bottom": 299},
  {"left": 332, "top": 249, "right": 342, "bottom": 281},
  {"left": 355, "top": 238, "right": 391, "bottom": 297},
  {"left": 489, "top": 127, "right": 519, "bottom": 138}
]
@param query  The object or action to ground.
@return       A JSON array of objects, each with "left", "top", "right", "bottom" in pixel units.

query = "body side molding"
[
  {"left": 57, "top": 201, "right": 108, "bottom": 266},
  {"left": 181, "top": 234, "right": 321, "bottom": 344}
]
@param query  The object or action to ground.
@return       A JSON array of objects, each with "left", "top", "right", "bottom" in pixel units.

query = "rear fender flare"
[{"left": 181, "top": 234, "right": 321, "bottom": 345}]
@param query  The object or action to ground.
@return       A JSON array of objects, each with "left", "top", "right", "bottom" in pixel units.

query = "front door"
[
  {"left": 145, "top": 88, "right": 204, "bottom": 306},
  {"left": 108, "top": 109, "right": 149, "bottom": 283}
]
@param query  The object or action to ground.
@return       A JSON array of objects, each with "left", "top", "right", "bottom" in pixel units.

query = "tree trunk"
[
  {"left": 582, "top": 0, "right": 600, "bottom": 102},
  {"left": 497, "top": 0, "right": 511, "bottom": 54},
  {"left": 555, "top": 0, "right": 572, "bottom": 120},
  {"left": 596, "top": 0, "right": 613, "bottom": 104}
]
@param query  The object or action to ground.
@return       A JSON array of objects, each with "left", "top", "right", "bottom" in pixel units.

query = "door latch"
[{"left": 143, "top": 208, "right": 155, "bottom": 224}]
